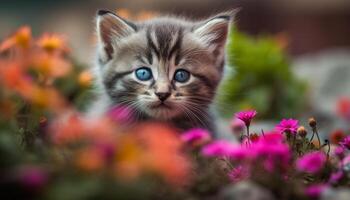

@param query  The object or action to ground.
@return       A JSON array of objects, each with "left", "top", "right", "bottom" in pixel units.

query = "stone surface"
[
  {"left": 292, "top": 48, "right": 350, "bottom": 135},
  {"left": 321, "top": 187, "right": 350, "bottom": 200},
  {"left": 220, "top": 181, "right": 276, "bottom": 200}
]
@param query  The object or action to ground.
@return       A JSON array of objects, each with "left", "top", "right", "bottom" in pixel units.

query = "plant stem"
[
  {"left": 314, "top": 127, "right": 321, "bottom": 149},
  {"left": 326, "top": 140, "right": 330, "bottom": 160},
  {"left": 246, "top": 125, "right": 250, "bottom": 147},
  {"left": 308, "top": 129, "right": 316, "bottom": 148},
  {"left": 292, "top": 134, "right": 296, "bottom": 150}
]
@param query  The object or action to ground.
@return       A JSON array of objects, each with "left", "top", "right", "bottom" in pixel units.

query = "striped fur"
[{"left": 90, "top": 10, "right": 234, "bottom": 133}]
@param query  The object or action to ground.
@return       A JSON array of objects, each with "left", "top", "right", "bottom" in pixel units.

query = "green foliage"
[{"left": 218, "top": 30, "right": 307, "bottom": 119}]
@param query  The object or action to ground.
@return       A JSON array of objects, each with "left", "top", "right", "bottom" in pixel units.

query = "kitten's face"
[{"left": 96, "top": 10, "right": 232, "bottom": 120}]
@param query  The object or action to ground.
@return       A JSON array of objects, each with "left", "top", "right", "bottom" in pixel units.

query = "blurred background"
[{"left": 1, "top": 0, "right": 350, "bottom": 135}]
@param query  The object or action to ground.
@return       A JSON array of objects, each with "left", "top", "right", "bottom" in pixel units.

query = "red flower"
[
  {"left": 337, "top": 97, "right": 350, "bottom": 120},
  {"left": 329, "top": 129, "right": 346, "bottom": 145}
]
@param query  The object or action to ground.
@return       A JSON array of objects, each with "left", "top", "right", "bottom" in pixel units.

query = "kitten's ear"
[
  {"left": 96, "top": 10, "right": 137, "bottom": 62},
  {"left": 193, "top": 10, "right": 236, "bottom": 57}
]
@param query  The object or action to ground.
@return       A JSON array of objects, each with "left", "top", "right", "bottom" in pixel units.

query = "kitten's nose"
[{"left": 155, "top": 92, "right": 171, "bottom": 102}]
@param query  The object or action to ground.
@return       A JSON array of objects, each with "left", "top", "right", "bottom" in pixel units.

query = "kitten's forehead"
[{"left": 139, "top": 18, "right": 192, "bottom": 65}]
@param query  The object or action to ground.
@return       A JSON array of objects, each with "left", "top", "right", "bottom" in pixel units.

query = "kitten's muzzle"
[{"left": 155, "top": 92, "right": 171, "bottom": 102}]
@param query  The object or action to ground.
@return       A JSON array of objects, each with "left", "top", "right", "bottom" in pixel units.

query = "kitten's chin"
[{"left": 143, "top": 104, "right": 181, "bottom": 120}]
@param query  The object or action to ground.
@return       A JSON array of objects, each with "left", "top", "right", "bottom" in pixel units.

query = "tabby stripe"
[
  {"left": 191, "top": 73, "right": 215, "bottom": 89},
  {"left": 146, "top": 29, "right": 160, "bottom": 59},
  {"left": 104, "top": 70, "right": 133, "bottom": 90},
  {"left": 168, "top": 29, "right": 183, "bottom": 65}
]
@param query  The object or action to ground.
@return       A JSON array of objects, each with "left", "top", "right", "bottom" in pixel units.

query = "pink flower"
[
  {"left": 18, "top": 166, "right": 48, "bottom": 190},
  {"left": 181, "top": 128, "right": 211, "bottom": 146},
  {"left": 230, "top": 118, "right": 245, "bottom": 135},
  {"left": 201, "top": 140, "right": 236, "bottom": 158},
  {"left": 341, "top": 155, "right": 350, "bottom": 170},
  {"left": 340, "top": 136, "right": 350, "bottom": 150},
  {"left": 235, "top": 110, "right": 257, "bottom": 127},
  {"left": 228, "top": 165, "right": 250, "bottom": 183},
  {"left": 305, "top": 184, "right": 327, "bottom": 199},
  {"left": 275, "top": 119, "right": 299, "bottom": 135},
  {"left": 333, "top": 146, "right": 345, "bottom": 159},
  {"left": 328, "top": 171, "right": 344, "bottom": 184},
  {"left": 260, "top": 131, "right": 285, "bottom": 144},
  {"left": 252, "top": 132, "right": 291, "bottom": 170},
  {"left": 107, "top": 105, "right": 133, "bottom": 123},
  {"left": 296, "top": 151, "right": 327, "bottom": 174}
]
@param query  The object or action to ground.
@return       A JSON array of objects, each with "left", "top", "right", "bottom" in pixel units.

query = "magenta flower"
[
  {"left": 181, "top": 128, "right": 211, "bottom": 145},
  {"left": 107, "top": 105, "right": 133, "bottom": 123},
  {"left": 201, "top": 140, "right": 236, "bottom": 157},
  {"left": 328, "top": 171, "right": 344, "bottom": 184},
  {"left": 341, "top": 155, "right": 350, "bottom": 170},
  {"left": 18, "top": 166, "right": 48, "bottom": 190},
  {"left": 275, "top": 119, "right": 299, "bottom": 135},
  {"left": 296, "top": 151, "right": 327, "bottom": 174},
  {"left": 333, "top": 146, "right": 345, "bottom": 159},
  {"left": 235, "top": 110, "right": 257, "bottom": 127},
  {"left": 230, "top": 118, "right": 245, "bottom": 135},
  {"left": 251, "top": 132, "right": 291, "bottom": 170},
  {"left": 340, "top": 136, "right": 350, "bottom": 150},
  {"left": 228, "top": 165, "right": 250, "bottom": 183},
  {"left": 305, "top": 184, "right": 327, "bottom": 199}
]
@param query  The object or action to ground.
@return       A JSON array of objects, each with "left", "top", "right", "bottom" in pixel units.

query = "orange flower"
[
  {"left": 0, "top": 100, "right": 15, "bottom": 119},
  {"left": 136, "top": 11, "right": 157, "bottom": 21},
  {"left": 78, "top": 70, "right": 93, "bottom": 87},
  {"left": 51, "top": 114, "right": 85, "bottom": 145},
  {"left": 274, "top": 32, "right": 289, "bottom": 50},
  {"left": 0, "top": 63, "right": 35, "bottom": 98},
  {"left": 116, "top": 9, "right": 131, "bottom": 19},
  {"left": 114, "top": 136, "right": 144, "bottom": 181},
  {"left": 116, "top": 8, "right": 157, "bottom": 21},
  {"left": 0, "top": 26, "right": 32, "bottom": 52},
  {"left": 51, "top": 114, "right": 117, "bottom": 145},
  {"left": 37, "top": 33, "right": 69, "bottom": 53},
  {"left": 31, "top": 51, "right": 72, "bottom": 78},
  {"left": 30, "top": 87, "right": 67, "bottom": 111},
  {"left": 76, "top": 147, "right": 106, "bottom": 172},
  {"left": 134, "top": 123, "right": 192, "bottom": 186}
]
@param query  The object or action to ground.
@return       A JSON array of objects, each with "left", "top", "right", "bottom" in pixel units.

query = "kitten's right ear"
[{"left": 96, "top": 10, "right": 137, "bottom": 62}]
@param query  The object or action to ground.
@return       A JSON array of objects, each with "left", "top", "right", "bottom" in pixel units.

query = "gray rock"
[
  {"left": 220, "top": 181, "right": 276, "bottom": 200},
  {"left": 321, "top": 187, "right": 350, "bottom": 200},
  {"left": 293, "top": 48, "right": 350, "bottom": 136}
]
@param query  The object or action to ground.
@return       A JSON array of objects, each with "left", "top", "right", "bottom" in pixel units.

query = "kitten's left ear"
[
  {"left": 96, "top": 10, "right": 137, "bottom": 63},
  {"left": 193, "top": 10, "right": 236, "bottom": 57}
]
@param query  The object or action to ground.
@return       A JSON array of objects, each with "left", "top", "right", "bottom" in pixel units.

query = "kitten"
[{"left": 89, "top": 9, "right": 234, "bottom": 134}]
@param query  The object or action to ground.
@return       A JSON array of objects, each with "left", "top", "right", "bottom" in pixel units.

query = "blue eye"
[
  {"left": 135, "top": 67, "right": 152, "bottom": 81},
  {"left": 174, "top": 69, "right": 190, "bottom": 83}
]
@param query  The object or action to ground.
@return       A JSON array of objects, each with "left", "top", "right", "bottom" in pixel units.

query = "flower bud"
[
  {"left": 250, "top": 133, "right": 260, "bottom": 143},
  {"left": 297, "top": 126, "right": 307, "bottom": 137},
  {"left": 308, "top": 117, "right": 317, "bottom": 128}
]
